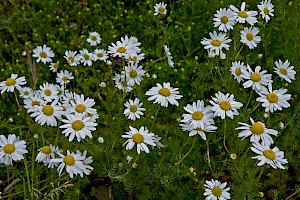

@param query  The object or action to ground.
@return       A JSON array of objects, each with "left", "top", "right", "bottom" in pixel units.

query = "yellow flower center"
[
  {"left": 57, "top": 90, "right": 63, "bottom": 95},
  {"left": 238, "top": 11, "right": 248, "bottom": 18},
  {"left": 39, "top": 51, "right": 47, "bottom": 58},
  {"left": 235, "top": 68, "right": 241, "bottom": 76},
  {"left": 263, "top": 8, "right": 269, "bottom": 15},
  {"left": 117, "top": 47, "right": 126, "bottom": 53},
  {"left": 91, "top": 35, "right": 97, "bottom": 41},
  {"left": 129, "top": 70, "right": 137, "bottom": 78},
  {"left": 83, "top": 54, "right": 90, "bottom": 60},
  {"left": 75, "top": 104, "right": 86, "bottom": 113},
  {"left": 42, "top": 105, "right": 54, "bottom": 116},
  {"left": 41, "top": 146, "right": 51, "bottom": 154},
  {"left": 130, "top": 105, "right": 137, "bottom": 112},
  {"left": 53, "top": 63, "right": 59, "bottom": 69},
  {"left": 250, "top": 73, "right": 261, "bottom": 82},
  {"left": 129, "top": 56, "right": 137, "bottom": 61},
  {"left": 158, "top": 7, "right": 165, "bottom": 13},
  {"left": 44, "top": 89, "right": 52, "bottom": 96},
  {"left": 263, "top": 149, "right": 276, "bottom": 160},
  {"left": 62, "top": 76, "right": 68, "bottom": 82},
  {"left": 31, "top": 100, "right": 40, "bottom": 106},
  {"left": 212, "top": 187, "right": 222, "bottom": 197},
  {"left": 4, "top": 143, "right": 15, "bottom": 154},
  {"left": 23, "top": 91, "right": 29, "bottom": 95},
  {"left": 132, "top": 133, "right": 144, "bottom": 144},
  {"left": 221, "top": 16, "right": 228, "bottom": 24},
  {"left": 192, "top": 111, "right": 203, "bottom": 120},
  {"left": 97, "top": 53, "right": 104, "bottom": 58},
  {"left": 159, "top": 87, "right": 171, "bottom": 97},
  {"left": 251, "top": 122, "right": 264, "bottom": 135},
  {"left": 246, "top": 33, "right": 254, "bottom": 41},
  {"left": 68, "top": 57, "right": 75, "bottom": 63},
  {"left": 267, "top": 93, "right": 278, "bottom": 103},
  {"left": 280, "top": 68, "right": 288, "bottom": 75},
  {"left": 211, "top": 39, "right": 221, "bottom": 47},
  {"left": 220, "top": 101, "right": 231, "bottom": 111},
  {"left": 64, "top": 155, "right": 75, "bottom": 166},
  {"left": 72, "top": 120, "right": 84, "bottom": 131},
  {"left": 121, "top": 81, "right": 127, "bottom": 87},
  {"left": 195, "top": 128, "right": 202, "bottom": 131},
  {"left": 5, "top": 78, "right": 16, "bottom": 86}
]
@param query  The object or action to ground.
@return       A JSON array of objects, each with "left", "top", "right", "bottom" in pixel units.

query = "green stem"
[
  {"left": 223, "top": 119, "right": 230, "bottom": 154},
  {"left": 24, "top": 156, "right": 33, "bottom": 199},
  {"left": 285, "top": 189, "right": 300, "bottom": 200},
  {"left": 243, "top": 90, "right": 253, "bottom": 111},
  {"left": 150, "top": 105, "right": 160, "bottom": 130},
  {"left": 255, "top": 165, "right": 265, "bottom": 186},
  {"left": 206, "top": 139, "right": 214, "bottom": 174},
  {"left": 175, "top": 137, "right": 197, "bottom": 165},
  {"left": 14, "top": 91, "right": 21, "bottom": 107}
]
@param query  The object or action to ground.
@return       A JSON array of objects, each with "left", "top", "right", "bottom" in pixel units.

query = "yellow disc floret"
[
  {"left": 72, "top": 120, "right": 84, "bottom": 131},
  {"left": 159, "top": 87, "right": 171, "bottom": 97},
  {"left": 246, "top": 33, "right": 254, "bottom": 41},
  {"left": 129, "top": 70, "right": 137, "bottom": 78},
  {"left": 251, "top": 122, "right": 264, "bottom": 135},
  {"left": 212, "top": 187, "right": 222, "bottom": 197},
  {"left": 41, "top": 146, "right": 51, "bottom": 154},
  {"left": 42, "top": 105, "right": 54, "bottom": 116},
  {"left": 250, "top": 73, "right": 261, "bottom": 82},
  {"left": 267, "top": 93, "right": 278, "bottom": 103},
  {"left": 39, "top": 51, "right": 47, "bottom": 58},
  {"left": 117, "top": 47, "right": 126, "bottom": 53},
  {"left": 220, "top": 101, "right": 231, "bottom": 111},
  {"left": 4, "top": 143, "right": 15, "bottom": 154},
  {"left": 64, "top": 155, "right": 75, "bottom": 166},
  {"left": 130, "top": 105, "right": 137, "bottom": 112},
  {"left": 238, "top": 11, "right": 248, "bottom": 18},
  {"left": 280, "top": 68, "right": 287, "bottom": 75},
  {"left": 263, "top": 149, "right": 276, "bottom": 160},
  {"left": 132, "top": 133, "right": 144, "bottom": 144},
  {"left": 75, "top": 104, "right": 86, "bottom": 113},
  {"left": 211, "top": 39, "right": 221, "bottom": 47},
  {"left": 192, "top": 111, "right": 203, "bottom": 120},
  {"left": 6, "top": 78, "right": 16, "bottom": 86},
  {"left": 221, "top": 16, "right": 228, "bottom": 24},
  {"left": 235, "top": 68, "right": 241, "bottom": 76}
]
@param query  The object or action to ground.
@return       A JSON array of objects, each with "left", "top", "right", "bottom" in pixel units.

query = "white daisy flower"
[
  {"left": 257, "top": 0, "right": 274, "bottom": 23},
  {"left": 124, "top": 35, "right": 141, "bottom": 54},
  {"left": 256, "top": 84, "right": 291, "bottom": 113},
  {"left": 61, "top": 91, "right": 77, "bottom": 110},
  {"left": 49, "top": 62, "right": 59, "bottom": 72},
  {"left": 79, "top": 48, "right": 94, "bottom": 67},
  {"left": 145, "top": 82, "right": 183, "bottom": 107},
  {"left": 93, "top": 49, "right": 109, "bottom": 62},
  {"left": 123, "top": 98, "right": 146, "bottom": 121},
  {"left": 240, "top": 26, "right": 261, "bottom": 49},
  {"left": 39, "top": 82, "right": 59, "bottom": 102},
  {"left": 251, "top": 141, "right": 288, "bottom": 169},
  {"left": 180, "top": 100, "right": 215, "bottom": 129},
  {"left": 30, "top": 100, "right": 64, "bottom": 127},
  {"left": 213, "top": 8, "right": 236, "bottom": 32},
  {"left": 64, "top": 50, "right": 80, "bottom": 66},
  {"left": 154, "top": 2, "right": 167, "bottom": 15},
  {"left": 122, "top": 126, "right": 156, "bottom": 154},
  {"left": 204, "top": 179, "right": 231, "bottom": 200},
  {"left": 113, "top": 73, "right": 133, "bottom": 93},
  {"left": 230, "top": 61, "right": 247, "bottom": 83},
  {"left": 0, "top": 73, "right": 26, "bottom": 93},
  {"left": 23, "top": 92, "right": 45, "bottom": 113},
  {"left": 50, "top": 150, "right": 86, "bottom": 178},
  {"left": 201, "top": 31, "right": 232, "bottom": 56},
  {"left": 163, "top": 45, "right": 174, "bottom": 68},
  {"left": 274, "top": 59, "right": 296, "bottom": 83},
  {"left": 56, "top": 70, "right": 74, "bottom": 86},
  {"left": 0, "top": 134, "right": 28, "bottom": 165},
  {"left": 36, "top": 144, "right": 57, "bottom": 163},
  {"left": 241, "top": 65, "right": 272, "bottom": 93},
  {"left": 32, "top": 44, "right": 55, "bottom": 64},
  {"left": 76, "top": 150, "right": 94, "bottom": 175},
  {"left": 70, "top": 93, "right": 97, "bottom": 115},
  {"left": 19, "top": 86, "right": 32, "bottom": 99},
  {"left": 153, "top": 134, "right": 165, "bottom": 148},
  {"left": 210, "top": 91, "right": 243, "bottom": 119},
  {"left": 60, "top": 113, "right": 97, "bottom": 142},
  {"left": 124, "top": 62, "right": 145, "bottom": 85},
  {"left": 235, "top": 117, "right": 278, "bottom": 145},
  {"left": 87, "top": 31, "right": 101, "bottom": 46},
  {"left": 180, "top": 122, "right": 217, "bottom": 140},
  {"left": 229, "top": 2, "right": 258, "bottom": 25},
  {"left": 108, "top": 37, "right": 135, "bottom": 58},
  {"left": 85, "top": 110, "right": 99, "bottom": 123},
  {"left": 44, "top": 145, "right": 62, "bottom": 168},
  {"left": 125, "top": 52, "right": 145, "bottom": 64}
]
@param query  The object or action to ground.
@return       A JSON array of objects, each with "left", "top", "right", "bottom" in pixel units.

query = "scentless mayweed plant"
[{"left": 0, "top": 0, "right": 299, "bottom": 199}]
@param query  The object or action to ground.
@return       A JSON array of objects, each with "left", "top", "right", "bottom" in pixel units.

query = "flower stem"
[
  {"left": 255, "top": 165, "right": 265, "bottom": 186},
  {"left": 223, "top": 119, "right": 230, "bottom": 154},
  {"left": 14, "top": 91, "right": 21, "bottom": 107},
  {"left": 175, "top": 137, "right": 197, "bottom": 165},
  {"left": 206, "top": 139, "right": 214, "bottom": 174},
  {"left": 150, "top": 105, "right": 160, "bottom": 130}
]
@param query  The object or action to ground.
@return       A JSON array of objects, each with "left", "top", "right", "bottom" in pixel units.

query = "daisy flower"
[
  {"left": 79, "top": 48, "right": 94, "bottom": 67},
  {"left": 204, "top": 179, "right": 231, "bottom": 200},
  {"left": 32, "top": 44, "right": 55, "bottom": 64},
  {"left": 113, "top": 73, "right": 133, "bottom": 93},
  {"left": 70, "top": 93, "right": 97, "bottom": 115},
  {"left": 145, "top": 82, "right": 183, "bottom": 107},
  {"left": 49, "top": 62, "right": 59, "bottom": 72},
  {"left": 123, "top": 98, "right": 146, "bottom": 121},
  {"left": 125, "top": 52, "right": 145, "bottom": 64},
  {"left": 64, "top": 50, "right": 80, "bottom": 66},
  {"left": 76, "top": 150, "right": 94, "bottom": 175},
  {"left": 180, "top": 122, "right": 217, "bottom": 140},
  {"left": 241, "top": 65, "right": 272, "bottom": 93},
  {"left": 87, "top": 31, "right": 101, "bottom": 46},
  {"left": 19, "top": 86, "right": 32, "bottom": 99},
  {"left": 180, "top": 100, "right": 215, "bottom": 129},
  {"left": 256, "top": 84, "right": 291, "bottom": 113},
  {"left": 251, "top": 141, "right": 288, "bottom": 169},
  {"left": 36, "top": 144, "right": 57, "bottom": 163},
  {"left": 23, "top": 92, "right": 45, "bottom": 113},
  {"left": 30, "top": 100, "right": 64, "bottom": 127},
  {"left": 229, "top": 2, "right": 258, "bottom": 25},
  {"left": 122, "top": 126, "right": 156, "bottom": 154},
  {"left": 93, "top": 49, "right": 108, "bottom": 62},
  {"left": 39, "top": 82, "right": 59, "bottom": 102},
  {"left": 50, "top": 150, "right": 86, "bottom": 178},
  {"left": 108, "top": 37, "right": 135, "bottom": 58},
  {"left": 163, "top": 45, "right": 174, "bottom": 68},
  {"left": 0, "top": 134, "right": 28, "bottom": 165},
  {"left": 240, "top": 26, "right": 261, "bottom": 49},
  {"left": 60, "top": 113, "right": 97, "bottom": 142},
  {"left": 56, "top": 70, "right": 74, "bottom": 86},
  {"left": 201, "top": 31, "right": 232, "bottom": 56},
  {"left": 230, "top": 61, "right": 247, "bottom": 83},
  {"left": 210, "top": 91, "right": 243, "bottom": 119},
  {"left": 274, "top": 59, "right": 296, "bottom": 83},
  {"left": 154, "top": 2, "right": 167, "bottom": 15},
  {"left": 124, "top": 62, "right": 145, "bottom": 85},
  {"left": 153, "top": 134, "right": 165, "bottom": 148},
  {"left": 236, "top": 117, "right": 278, "bottom": 145},
  {"left": 0, "top": 73, "right": 26, "bottom": 93},
  {"left": 257, "top": 0, "right": 274, "bottom": 23},
  {"left": 213, "top": 8, "right": 236, "bottom": 32}
]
